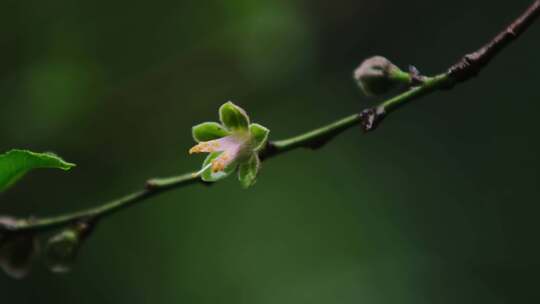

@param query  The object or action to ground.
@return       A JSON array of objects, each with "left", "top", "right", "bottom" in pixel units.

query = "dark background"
[{"left": 1, "top": 0, "right": 539, "bottom": 303}]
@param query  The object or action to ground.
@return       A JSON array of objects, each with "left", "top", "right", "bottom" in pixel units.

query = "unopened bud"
[
  {"left": 354, "top": 56, "right": 411, "bottom": 96},
  {"left": 45, "top": 221, "right": 92, "bottom": 274}
]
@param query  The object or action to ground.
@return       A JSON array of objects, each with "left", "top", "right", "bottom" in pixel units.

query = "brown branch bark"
[{"left": 448, "top": 0, "right": 540, "bottom": 84}]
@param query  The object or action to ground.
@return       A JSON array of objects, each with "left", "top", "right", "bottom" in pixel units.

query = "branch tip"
[{"left": 449, "top": 0, "right": 540, "bottom": 83}]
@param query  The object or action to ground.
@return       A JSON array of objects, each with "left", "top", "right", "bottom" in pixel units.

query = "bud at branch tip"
[{"left": 354, "top": 56, "right": 411, "bottom": 96}]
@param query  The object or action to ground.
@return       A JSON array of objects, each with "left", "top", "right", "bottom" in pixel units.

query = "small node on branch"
[
  {"left": 360, "top": 107, "right": 386, "bottom": 132},
  {"left": 145, "top": 179, "right": 161, "bottom": 190},
  {"left": 408, "top": 65, "right": 427, "bottom": 86},
  {"left": 0, "top": 216, "right": 18, "bottom": 232},
  {"left": 447, "top": 52, "right": 484, "bottom": 84}
]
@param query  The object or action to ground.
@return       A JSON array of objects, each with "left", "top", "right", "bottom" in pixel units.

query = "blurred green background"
[{"left": 1, "top": 0, "right": 539, "bottom": 303}]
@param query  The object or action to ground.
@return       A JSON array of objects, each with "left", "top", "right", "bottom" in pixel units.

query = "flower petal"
[
  {"left": 219, "top": 101, "right": 250, "bottom": 131},
  {"left": 192, "top": 122, "right": 230, "bottom": 143},
  {"left": 201, "top": 152, "right": 236, "bottom": 182},
  {"left": 249, "top": 123, "right": 270, "bottom": 151},
  {"left": 238, "top": 153, "right": 260, "bottom": 188},
  {"left": 189, "top": 135, "right": 245, "bottom": 155},
  {"left": 189, "top": 140, "right": 222, "bottom": 154}
]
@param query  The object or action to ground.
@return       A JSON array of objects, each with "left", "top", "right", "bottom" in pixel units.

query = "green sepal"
[
  {"left": 238, "top": 153, "right": 260, "bottom": 188},
  {"left": 192, "top": 122, "right": 230, "bottom": 142},
  {"left": 201, "top": 152, "right": 236, "bottom": 182},
  {"left": 0, "top": 149, "right": 76, "bottom": 192},
  {"left": 219, "top": 101, "right": 250, "bottom": 131},
  {"left": 249, "top": 123, "right": 270, "bottom": 151}
]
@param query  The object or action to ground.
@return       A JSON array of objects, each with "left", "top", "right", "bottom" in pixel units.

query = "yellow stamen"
[
  {"left": 189, "top": 141, "right": 221, "bottom": 154},
  {"left": 211, "top": 154, "right": 229, "bottom": 172}
]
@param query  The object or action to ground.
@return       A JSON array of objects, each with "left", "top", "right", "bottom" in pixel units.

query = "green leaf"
[
  {"left": 0, "top": 149, "right": 76, "bottom": 192},
  {"left": 219, "top": 101, "right": 250, "bottom": 131},
  {"left": 201, "top": 152, "right": 236, "bottom": 182},
  {"left": 192, "top": 122, "right": 230, "bottom": 142},
  {"left": 238, "top": 153, "right": 260, "bottom": 188},
  {"left": 249, "top": 123, "right": 270, "bottom": 151}
]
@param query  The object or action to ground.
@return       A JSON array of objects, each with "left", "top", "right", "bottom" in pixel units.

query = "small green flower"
[{"left": 189, "top": 101, "right": 269, "bottom": 188}]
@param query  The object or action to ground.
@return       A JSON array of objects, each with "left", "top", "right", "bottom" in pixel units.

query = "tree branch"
[
  {"left": 2, "top": 0, "right": 539, "bottom": 235},
  {"left": 448, "top": 0, "right": 540, "bottom": 84}
]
